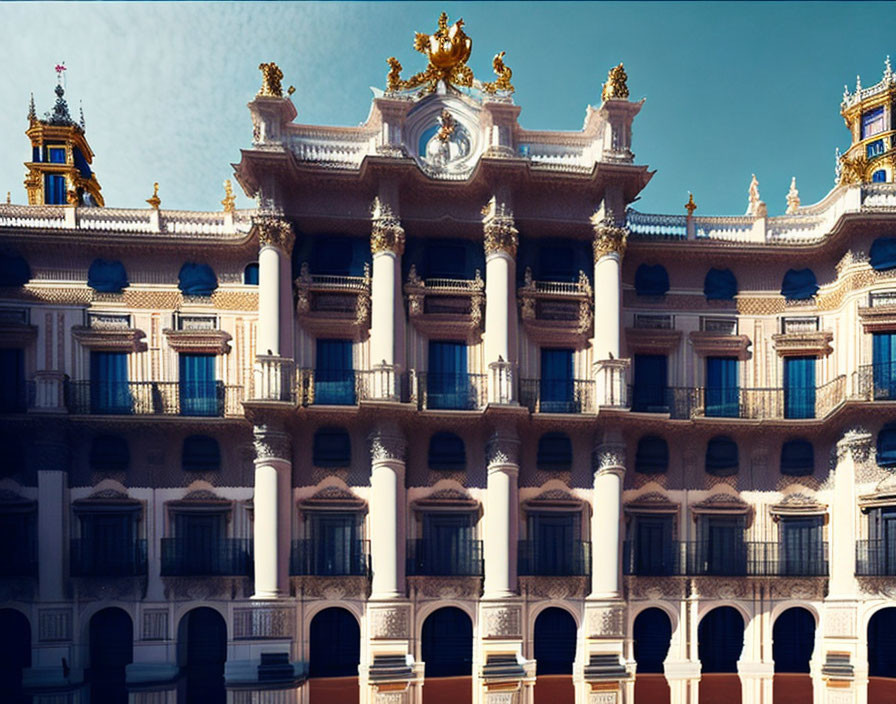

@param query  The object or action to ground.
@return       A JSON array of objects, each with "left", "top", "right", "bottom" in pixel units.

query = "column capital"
[
  {"left": 591, "top": 210, "right": 628, "bottom": 259},
  {"left": 370, "top": 196, "right": 405, "bottom": 255},
  {"left": 253, "top": 423, "right": 291, "bottom": 461},
  {"left": 483, "top": 202, "right": 519, "bottom": 258},
  {"left": 837, "top": 426, "right": 873, "bottom": 464},
  {"left": 254, "top": 216, "right": 295, "bottom": 254},
  {"left": 368, "top": 429, "right": 407, "bottom": 463},
  {"left": 593, "top": 441, "right": 626, "bottom": 474},
  {"left": 487, "top": 429, "right": 520, "bottom": 467}
]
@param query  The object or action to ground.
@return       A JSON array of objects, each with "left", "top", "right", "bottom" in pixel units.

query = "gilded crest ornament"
[
  {"left": 146, "top": 182, "right": 161, "bottom": 210},
  {"left": 258, "top": 62, "right": 284, "bottom": 98},
  {"left": 601, "top": 63, "right": 629, "bottom": 101},
  {"left": 221, "top": 179, "right": 236, "bottom": 213},
  {"left": 482, "top": 51, "right": 514, "bottom": 94}
]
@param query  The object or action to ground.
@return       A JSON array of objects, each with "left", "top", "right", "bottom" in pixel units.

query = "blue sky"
[{"left": 0, "top": 2, "right": 892, "bottom": 216}]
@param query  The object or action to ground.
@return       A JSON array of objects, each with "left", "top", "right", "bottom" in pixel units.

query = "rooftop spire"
[
  {"left": 27, "top": 93, "right": 36, "bottom": 124},
  {"left": 786, "top": 177, "right": 800, "bottom": 214}
]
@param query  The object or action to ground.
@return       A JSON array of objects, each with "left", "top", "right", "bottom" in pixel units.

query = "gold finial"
[
  {"left": 146, "top": 182, "right": 161, "bottom": 209},
  {"left": 685, "top": 192, "right": 697, "bottom": 216},
  {"left": 785, "top": 177, "right": 800, "bottom": 214},
  {"left": 385, "top": 12, "right": 474, "bottom": 94},
  {"left": 6, "top": 192, "right": 10, "bottom": 204},
  {"left": 287, "top": 85, "right": 295, "bottom": 96},
  {"left": 66, "top": 188, "right": 79, "bottom": 205},
  {"left": 222, "top": 179, "right": 236, "bottom": 213},
  {"left": 482, "top": 51, "right": 514, "bottom": 94},
  {"left": 257, "top": 62, "right": 284, "bottom": 98},
  {"left": 436, "top": 110, "right": 456, "bottom": 142},
  {"left": 602, "top": 63, "right": 629, "bottom": 101}
]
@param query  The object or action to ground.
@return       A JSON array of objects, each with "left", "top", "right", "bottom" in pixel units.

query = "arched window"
[
  {"left": 635, "top": 264, "right": 669, "bottom": 296},
  {"left": 706, "top": 436, "right": 738, "bottom": 476},
  {"left": 781, "top": 268, "right": 818, "bottom": 300},
  {"left": 428, "top": 432, "right": 466, "bottom": 471},
  {"left": 703, "top": 268, "right": 737, "bottom": 300},
  {"left": 781, "top": 439, "right": 814, "bottom": 476},
  {"left": 182, "top": 435, "right": 220, "bottom": 472},
  {"left": 636, "top": 436, "right": 669, "bottom": 474},
  {"left": 243, "top": 263, "right": 259, "bottom": 285},
  {"left": 872, "top": 169, "right": 888, "bottom": 183},
  {"left": 178, "top": 263, "right": 217, "bottom": 296},
  {"left": 87, "top": 259, "right": 128, "bottom": 293},
  {"left": 89, "top": 435, "right": 130, "bottom": 473},
  {"left": 312, "top": 427, "right": 351, "bottom": 467},
  {"left": 0, "top": 254, "right": 30, "bottom": 287},
  {"left": 870, "top": 237, "right": 896, "bottom": 271},
  {"left": 537, "top": 432, "right": 572, "bottom": 471},
  {"left": 878, "top": 424, "right": 896, "bottom": 467}
]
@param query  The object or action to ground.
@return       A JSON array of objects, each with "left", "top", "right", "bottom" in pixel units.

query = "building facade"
[{"left": 3, "top": 15, "right": 896, "bottom": 704}]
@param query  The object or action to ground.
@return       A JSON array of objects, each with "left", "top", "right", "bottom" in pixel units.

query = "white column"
[
  {"left": 590, "top": 438, "right": 625, "bottom": 599},
  {"left": 830, "top": 429, "right": 864, "bottom": 596},
  {"left": 252, "top": 425, "right": 291, "bottom": 599},
  {"left": 255, "top": 217, "right": 295, "bottom": 358},
  {"left": 591, "top": 213, "right": 629, "bottom": 407},
  {"left": 368, "top": 428, "right": 406, "bottom": 600},
  {"left": 483, "top": 200, "right": 518, "bottom": 405},
  {"left": 484, "top": 251, "right": 512, "bottom": 363},
  {"left": 36, "top": 431, "right": 69, "bottom": 601},
  {"left": 369, "top": 199, "right": 404, "bottom": 399},
  {"left": 484, "top": 429, "right": 520, "bottom": 598},
  {"left": 593, "top": 252, "right": 622, "bottom": 360}
]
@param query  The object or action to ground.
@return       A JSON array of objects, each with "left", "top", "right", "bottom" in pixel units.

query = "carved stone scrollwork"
[
  {"left": 371, "top": 198, "right": 405, "bottom": 255},
  {"left": 369, "top": 431, "right": 407, "bottom": 463},
  {"left": 521, "top": 576, "right": 587, "bottom": 600},
  {"left": 591, "top": 212, "right": 628, "bottom": 259},
  {"left": 837, "top": 427, "right": 872, "bottom": 465},
  {"left": 487, "top": 431, "right": 520, "bottom": 467},
  {"left": 253, "top": 424, "right": 291, "bottom": 461},
  {"left": 484, "top": 216, "right": 519, "bottom": 257},
  {"left": 594, "top": 442, "right": 626, "bottom": 473},
  {"left": 411, "top": 576, "right": 480, "bottom": 600},
  {"left": 483, "top": 605, "right": 522, "bottom": 638},
  {"left": 691, "top": 578, "right": 748, "bottom": 600},
  {"left": 370, "top": 606, "right": 410, "bottom": 639},
  {"left": 255, "top": 216, "right": 295, "bottom": 254},
  {"left": 587, "top": 605, "right": 625, "bottom": 637}
]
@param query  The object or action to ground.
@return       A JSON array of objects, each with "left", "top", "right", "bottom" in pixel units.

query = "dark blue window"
[
  {"left": 522, "top": 512, "right": 583, "bottom": 575},
  {"left": 633, "top": 515, "right": 674, "bottom": 575},
  {"left": 312, "top": 427, "right": 351, "bottom": 467},
  {"left": 87, "top": 259, "right": 128, "bottom": 293},
  {"left": 862, "top": 106, "right": 885, "bottom": 138},
  {"left": 534, "top": 608, "right": 577, "bottom": 675},
  {"left": 44, "top": 174, "right": 66, "bottom": 204},
  {"left": 182, "top": 435, "right": 220, "bottom": 472},
  {"left": 428, "top": 432, "right": 466, "bottom": 470},
  {"left": 634, "top": 264, "right": 669, "bottom": 296},
  {"left": 878, "top": 424, "right": 896, "bottom": 468},
  {"left": 0, "top": 348, "right": 26, "bottom": 413},
  {"left": 243, "top": 263, "right": 259, "bottom": 285},
  {"left": 315, "top": 339, "right": 355, "bottom": 405},
  {"left": 780, "top": 517, "right": 824, "bottom": 576},
  {"left": 421, "top": 607, "right": 473, "bottom": 678},
  {"left": 633, "top": 354, "right": 667, "bottom": 412},
  {"left": 0, "top": 254, "right": 30, "bottom": 286},
  {"left": 312, "top": 238, "right": 353, "bottom": 275},
  {"left": 427, "top": 340, "right": 469, "bottom": 409},
  {"left": 309, "top": 608, "right": 360, "bottom": 678},
  {"left": 873, "top": 169, "right": 888, "bottom": 183},
  {"left": 89, "top": 435, "right": 130, "bottom": 473},
  {"left": 539, "top": 243, "right": 577, "bottom": 283},
  {"left": 706, "top": 436, "right": 738, "bottom": 476},
  {"left": 773, "top": 608, "right": 816, "bottom": 674},
  {"left": 781, "top": 269, "right": 818, "bottom": 300},
  {"left": 706, "top": 357, "right": 738, "bottom": 417},
  {"left": 413, "top": 512, "right": 477, "bottom": 576},
  {"left": 704, "top": 268, "right": 737, "bottom": 300},
  {"left": 425, "top": 243, "right": 466, "bottom": 279},
  {"left": 698, "top": 516, "right": 746, "bottom": 575},
  {"left": 870, "top": 238, "right": 896, "bottom": 271},
  {"left": 633, "top": 608, "right": 672, "bottom": 674},
  {"left": 537, "top": 432, "right": 572, "bottom": 471},
  {"left": 635, "top": 436, "right": 669, "bottom": 474},
  {"left": 699, "top": 607, "right": 744, "bottom": 672},
  {"left": 73, "top": 148, "right": 92, "bottom": 178},
  {"left": 306, "top": 513, "right": 362, "bottom": 576},
  {"left": 540, "top": 348, "right": 575, "bottom": 413},
  {"left": 47, "top": 146, "right": 66, "bottom": 164},
  {"left": 178, "top": 263, "right": 217, "bottom": 296},
  {"left": 781, "top": 439, "right": 814, "bottom": 476},
  {"left": 180, "top": 354, "right": 218, "bottom": 416},
  {"left": 868, "top": 139, "right": 886, "bottom": 159},
  {"left": 784, "top": 356, "right": 815, "bottom": 419},
  {"left": 90, "top": 351, "right": 130, "bottom": 414}
]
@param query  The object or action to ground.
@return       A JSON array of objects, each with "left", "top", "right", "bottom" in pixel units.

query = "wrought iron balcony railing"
[
  {"left": 414, "top": 372, "right": 487, "bottom": 410},
  {"left": 853, "top": 363, "right": 896, "bottom": 401},
  {"left": 297, "top": 368, "right": 358, "bottom": 406},
  {"left": 160, "top": 538, "right": 252, "bottom": 576},
  {"left": 519, "top": 378, "right": 595, "bottom": 413},
  {"left": 66, "top": 380, "right": 243, "bottom": 417},
  {"left": 0, "top": 541, "right": 37, "bottom": 578},
  {"left": 857, "top": 540, "right": 896, "bottom": 576},
  {"left": 70, "top": 539, "right": 147, "bottom": 577},
  {"left": 406, "top": 539, "right": 483, "bottom": 576},
  {"left": 518, "top": 540, "right": 591, "bottom": 576},
  {"left": 289, "top": 539, "right": 368, "bottom": 576}
]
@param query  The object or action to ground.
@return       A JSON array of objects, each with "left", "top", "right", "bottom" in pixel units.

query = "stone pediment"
[
  {"left": 522, "top": 488, "right": 583, "bottom": 510},
  {"left": 412, "top": 487, "right": 478, "bottom": 511},
  {"left": 624, "top": 491, "right": 679, "bottom": 514},
  {"left": 299, "top": 485, "right": 366, "bottom": 511},
  {"left": 769, "top": 492, "right": 827, "bottom": 517},
  {"left": 691, "top": 492, "right": 750, "bottom": 514},
  {"left": 859, "top": 471, "right": 896, "bottom": 510}
]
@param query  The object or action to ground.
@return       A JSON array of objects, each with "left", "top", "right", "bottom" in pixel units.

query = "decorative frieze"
[
  {"left": 162, "top": 328, "right": 231, "bottom": 354},
  {"left": 142, "top": 610, "right": 168, "bottom": 641},
  {"left": 587, "top": 606, "right": 625, "bottom": 637},
  {"left": 482, "top": 605, "right": 522, "bottom": 638},
  {"left": 233, "top": 606, "right": 294, "bottom": 639},
  {"left": 39, "top": 608, "right": 72, "bottom": 641},
  {"left": 370, "top": 605, "right": 409, "bottom": 639},
  {"left": 771, "top": 330, "right": 833, "bottom": 357},
  {"left": 255, "top": 216, "right": 295, "bottom": 254},
  {"left": 71, "top": 325, "right": 147, "bottom": 352},
  {"left": 824, "top": 607, "right": 856, "bottom": 638},
  {"left": 371, "top": 198, "right": 405, "bottom": 255}
]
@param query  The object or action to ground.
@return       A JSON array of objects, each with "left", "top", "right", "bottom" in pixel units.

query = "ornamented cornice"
[
  {"left": 368, "top": 430, "right": 407, "bottom": 463},
  {"left": 594, "top": 442, "right": 626, "bottom": 473},
  {"left": 253, "top": 424, "right": 291, "bottom": 461},
  {"left": 591, "top": 212, "right": 628, "bottom": 258},
  {"left": 162, "top": 328, "right": 232, "bottom": 355},
  {"left": 255, "top": 217, "right": 295, "bottom": 254},
  {"left": 370, "top": 198, "right": 405, "bottom": 255},
  {"left": 771, "top": 330, "right": 833, "bottom": 357},
  {"left": 487, "top": 430, "right": 520, "bottom": 467},
  {"left": 71, "top": 325, "right": 147, "bottom": 352},
  {"left": 688, "top": 331, "right": 751, "bottom": 360}
]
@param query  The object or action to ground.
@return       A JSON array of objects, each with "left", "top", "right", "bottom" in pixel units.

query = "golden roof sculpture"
[
  {"left": 601, "top": 63, "right": 629, "bottom": 101},
  {"left": 386, "top": 12, "right": 513, "bottom": 95}
]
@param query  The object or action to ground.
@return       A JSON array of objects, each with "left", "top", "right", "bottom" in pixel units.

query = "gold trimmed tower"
[{"left": 24, "top": 66, "right": 104, "bottom": 206}]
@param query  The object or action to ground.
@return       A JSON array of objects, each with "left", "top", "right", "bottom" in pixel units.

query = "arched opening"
[
  {"left": 869, "top": 608, "right": 896, "bottom": 702},
  {"left": 534, "top": 607, "right": 576, "bottom": 703},
  {"left": 633, "top": 608, "right": 672, "bottom": 704},
  {"left": 308, "top": 607, "right": 360, "bottom": 704},
  {"left": 421, "top": 607, "right": 473, "bottom": 704},
  {"left": 772, "top": 607, "right": 815, "bottom": 703},
  {"left": 178, "top": 607, "right": 226, "bottom": 704},
  {"left": 88, "top": 607, "right": 133, "bottom": 704},
  {"left": 698, "top": 606, "right": 744, "bottom": 704},
  {"left": 0, "top": 609, "right": 30, "bottom": 699}
]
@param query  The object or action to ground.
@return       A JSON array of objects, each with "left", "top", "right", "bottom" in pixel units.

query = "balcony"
[
  {"left": 622, "top": 541, "right": 829, "bottom": 577},
  {"left": 518, "top": 540, "right": 591, "bottom": 576},
  {"left": 404, "top": 266, "right": 485, "bottom": 338},
  {"left": 295, "top": 263, "right": 372, "bottom": 337},
  {"left": 0, "top": 541, "right": 37, "bottom": 578},
  {"left": 66, "top": 380, "right": 244, "bottom": 417},
  {"left": 519, "top": 378, "right": 595, "bottom": 413},
  {"left": 298, "top": 368, "right": 358, "bottom": 406},
  {"left": 414, "top": 372, "right": 487, "bottom": 411},
  {"left": 854, "top": 363, "right": 896, "bottom": 401},
  {"left": 857, "top": 540, "right": 896, "bottom": 576},
  {"left": 160, "top": 538, "right": 252, "bottom": 576},
  {"left": 406, "top": 539, "right": 483, "bottom": 576},
  {"left": 70, "top": 539, "right": 147, "bottom": 577},
  {"left": 289, "top": 539, "right": 368, "bottom": 576},
  {"left": 517, "top": 269, "right": 593, "bottom": 345}
]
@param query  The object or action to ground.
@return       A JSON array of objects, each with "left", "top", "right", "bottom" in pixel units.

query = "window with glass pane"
[
  {"left": 78, "top": 512, "right": 136, "bottom": 576},
  {"left": 427, "top": 340, "right": 469, "bottom": 409},
  {"left": 0, "top": 348, "right": 25, "bottom": 412},
  {"left": 180, "top": 354, "right": 218, "bottom": 416},
  {"left": 867, "top": 139, "right": 886, "bottom": 159},
  {"left": 43, "top": 173, "right": 66, "bottom": 204},
  {"left": 869, "top": 508, "right": 896, "bottom": 575},
  {"left": 419, "top": 513, "right": 476, "bottom": 575},
  {"left": 784, "top": 356, "right": 815, "bottom": 419},
  {"left": 174, "top": 512, "right": 225, "bottom": 574},
  {"left": 862, "top": 106, "right": 886, "bottom": 138},
  {"left": 873, "top": 333, "right": 896, "bottom": 400},
  {"left": 699, "top": 516, "right": 746, "bottom": 575},
  {"left": 634, "top": 515, "right": 674, "bottom": 575},
  {"left": 706, "top": 356, "right": 738, "bottom": 417},
  {"left": 633, "top": 354, "right": 667, "bottom": 412},
  {"left": 527, "top": 513, "right": 579, "bottom": 575},
  {"left": 315, "top": 339, "right": 355, "bottom": 404},
  {"left": 540, "top": 348, "right": 574, "bottom": 412},
  {"left": 779, "top": 517, "right": 823, "bottom": 576},
  {"left": 90, "top": 351, "right": 131, "bottom": 414},
  {"left": 873, "top": 169, "right": 888, "bottom": 183},
  {"left": 309, "top": 513, "right": 361, "bottom": 575},
  {"left": 47, "top": 146, "right": 66, "bottom": 163}
]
